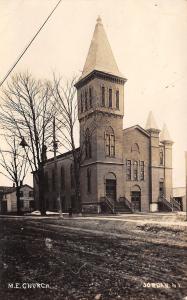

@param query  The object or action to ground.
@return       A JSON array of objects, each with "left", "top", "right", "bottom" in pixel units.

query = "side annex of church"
[{"left": 35, "top": 17, "right": 176, "bottom": 213}]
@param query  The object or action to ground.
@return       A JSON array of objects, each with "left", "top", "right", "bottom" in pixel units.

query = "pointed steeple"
[
  {"left": 160, "top": 124, "right": 173, "bottom": 143},
  {"left": 145, "top": 111, "right": 159, "bottom": 131},
  {"left": 80, "top": 16, "right": 123, "bottom": 80}
]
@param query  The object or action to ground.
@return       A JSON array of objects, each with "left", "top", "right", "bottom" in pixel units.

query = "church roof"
[
  {"left": 160, "top": 124, "right": 173, "bottom": 143},
  {"left": 124, "top": 125, "right": 150, "bottom": 137},
  {"left": 80, "top": 16, "right": 123, "bottom": 80},
  {"left": 145, "top": 111, "right": 159, "bottom": 131}
]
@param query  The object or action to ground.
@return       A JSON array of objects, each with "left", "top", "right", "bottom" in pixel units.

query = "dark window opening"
[
  {"left": 102, "top": 86, "right": 105, "bottom": 106},
  {"left": 81, "top": 93, "right": 83, "bottom": 113},
  {"left": 109, "top": 88, "right": 112, "bottom": 108},
  {"left": 61, "top": 166, "right": 65, "bottom": 190},
  {"left": 85, "top": 90, "right": 88, "bottom": 110},
  {"left": 160, "top": 148, "right": 164, "bottom": 165},
  {"left": 85, "top": 129, "right": 92, "bottom": 159},
  {"left": 87, "top": 168, "right": 91, "bottom": 193},
  {"left": 52, "top": 169, "right": 55, "bottom": 191},
  {"left": 116, "top": 90, "right": 119, "bottom": 109},
  {"left": 89, "top": 87, "right": 92, "bottom": 108},
  {"left": 70, "top": 164, "right": 75, "bottom": 188},
  {"left": 29, "top": 191, "right": 34, "bottom": 197}
]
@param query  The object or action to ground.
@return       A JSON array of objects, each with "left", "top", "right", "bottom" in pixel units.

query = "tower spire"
[
  {"left": 80, "top": 17, "right": 123, "bottom": 80},
  {"left": 160, "top": 123, "right": 173, "bottom": 143},
  {"left": 145, "top": 111, "right": 159, "bottom": 131}
]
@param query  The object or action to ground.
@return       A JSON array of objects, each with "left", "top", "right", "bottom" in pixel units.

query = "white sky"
[{"left": 0, "top": 0, "right": 187, "bottom": 187}]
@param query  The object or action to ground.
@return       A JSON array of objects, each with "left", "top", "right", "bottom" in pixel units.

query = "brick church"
[{"left": 38, "top": 17, "right": 178, "bottom": 213}]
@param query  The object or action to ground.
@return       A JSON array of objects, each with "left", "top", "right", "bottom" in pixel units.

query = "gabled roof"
[
  {"left": 145, "top": 111, "right": 159, "bottom": 131},
  {"left": 80, "top": 17, "right": 123, "bottom": 80},
  {"left": 124, "top": 124, "right": 150, "bottom": 138},
  {"left": 3, "top": 184, "right": 33, "bottom": 195},
  {"left": 0, "top": 186, "right": 12, "bottom": 193}
]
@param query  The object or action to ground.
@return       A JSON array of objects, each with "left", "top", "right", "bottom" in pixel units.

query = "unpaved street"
[{"left": 0, "top": 217, "right": 186, "bottom": 300}]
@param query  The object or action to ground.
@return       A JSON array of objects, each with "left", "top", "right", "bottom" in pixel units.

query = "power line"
[{"left": 0, "top": 0, "right": 62, "bottom": 88}]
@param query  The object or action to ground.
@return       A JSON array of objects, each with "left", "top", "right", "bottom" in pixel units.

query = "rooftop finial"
[{"left": 97, "top": 16, "right": 102, "bottom": 24}]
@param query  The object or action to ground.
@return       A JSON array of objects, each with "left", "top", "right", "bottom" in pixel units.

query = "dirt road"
[{"left": 0, "top": 217, "right": 186, "bottom": 300}]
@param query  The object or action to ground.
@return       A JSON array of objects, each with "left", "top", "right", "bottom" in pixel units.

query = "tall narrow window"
[
  {"left": 126, "top": 160, "right": 131, "bottom": 180},
  {"left": 89, "top": 87, "right": 92, "bottom": 108},
  {"left": 116, "top": 90, "right": 119, "bottom": 109},
  {"left": 105, "top": 127, "right": 115, "bottom": 157},
  {"left": 110, "top": 134, "right": 115, "bottom": 156},
  {"left": 101, "top": 86, "right": 105, "bottom": 106},
  {"left": 140, "top": 161, "right": 144, "bottom": 181},
  {"left": 61, "top": 166, "right": 65, "bottom": 190},
  {"left": 81, "top": 93, "right": 83, "bottom": 113},
  {"left": 70, "top": 164, "right": 74, "bottom": 188},
  {"left": 133, "top": 161, "right": 138, "bottom": 181},
  {"left": 160, "top": 148, "right": 164, "bottom": 165},
  {"left": 52, "top": 169, "right": 55, "bottom": 191},
  {"left": 85, "top": 90, "right": 88, "bottom": 110},
  {"left": 45, "top": 172, "right": 49, "bottom": 191},
  {"left": 87, "top": 168, "right": 91, "bottom": 193},
  {"left": 109, "top": 88, "right": 112, "bottom": 108},
  {"left": 85, "top": 129, "right": 92, "bottom": 159}
]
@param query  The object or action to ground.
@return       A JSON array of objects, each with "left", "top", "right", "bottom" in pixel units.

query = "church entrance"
[
  {"left": 105, "top": 172, "right": 116, "bottom": 201},
  {"left": 131, "top": 185, "right": 141, "bottom": 212},
  {"left": 106, "top": 179, "right": 116, "bottom": 201}
]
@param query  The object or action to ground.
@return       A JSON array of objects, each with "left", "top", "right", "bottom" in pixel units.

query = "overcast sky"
[{"left": 0, "top": 0, "right": 187, "bottom": 187}]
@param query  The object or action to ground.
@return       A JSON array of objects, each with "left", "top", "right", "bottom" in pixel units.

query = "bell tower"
[{"left": 75, "top": 17, "right": 127, "bottom": 211}]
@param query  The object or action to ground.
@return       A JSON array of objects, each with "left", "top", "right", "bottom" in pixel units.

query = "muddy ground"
[{"left": 0, "top": 217, "right": 186, "bottom": 300}]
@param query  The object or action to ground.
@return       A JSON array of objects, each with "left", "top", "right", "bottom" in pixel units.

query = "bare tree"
[
  {"left": 0, "top": 72, "right": 56, "bottom": 215},
  {"left": 52, "top": 76, "right": 108, "bottom": 212},
  {"left": 0, "top": 136, "right": 28, "bottom": 214}
]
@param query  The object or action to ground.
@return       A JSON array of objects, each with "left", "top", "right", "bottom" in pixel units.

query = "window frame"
[
  {"left": 101, "top": 86, "right": 105, "bottom": 107},
  {"left": 105, "top": 127, "right": 115, "bottom": 157},
  {"left": 140, "top": 161, "right": 144, "bottom": 181},
  {"left": 109, "top": 88, "right": 112, "bottom": 108},
  {"left": 87, "top": 168, "right": 91, "bottom": 194},
  {"left": 116, "top": 90, "right": 119, "bottom": 109},
  {"left": 126, "top": 160, "right": 132, "bottom": 181},
  {"left": 133, "top": 160, "right": 138, "bottom": 181}
]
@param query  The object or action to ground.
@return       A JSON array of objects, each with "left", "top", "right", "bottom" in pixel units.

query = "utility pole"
[{"left": 53, "top": 116, "right": 63, "bottom": 218}]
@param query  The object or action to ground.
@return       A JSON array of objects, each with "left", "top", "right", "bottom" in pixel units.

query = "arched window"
[
  {"left": 160, "top": 148, "right": 164, "bottom": 165},
  {"left": 45, "top": 172, "right": 49, "bottom": 191},
  {"left": 52, "top": 169, "right": 55, "bottom": 191},
  {"left": 61, "top": 166, "right": 65, "bottom": 190},
  {"left": 131, "top": 143, "right": 140, "bottom": 153},
  {"left": 87, "top": 168, "right": 91, "bottom": 193},
  {"left": 89, "top": 87, "right": 92, "bottom": 108},
  {"left": 116, "top": 90, "right": 119, "bottom": 109},
  {"left": 133, "top": 161, "right": 138, "bottom": 181},
  {"left": 70, "top": 164, "right": 74, "bottom": 188},
  {"left": 109, "top": 88, "right": 112, "bottom": 108},
  {"left": 101, "top": 86, "right": 105, "bottom": 106},
  {"left": 80, "top": 93, "right": 83, "bottom": 113},
  {"left": 105, "top": 126, "right": 115, "bottom": 157},
  {"left": 85, "top": 128, "right": 92, "bottom": 159}
]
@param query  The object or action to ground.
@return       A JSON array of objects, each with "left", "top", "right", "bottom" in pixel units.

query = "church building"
[{"left": 39, "top": 17, "right": 178, "bottom": 214}]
